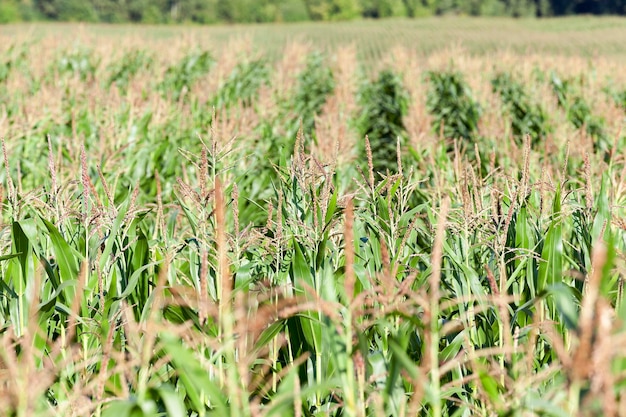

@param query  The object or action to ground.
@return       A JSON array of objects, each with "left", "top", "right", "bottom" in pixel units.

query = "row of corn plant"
[
  {"left": 550, "top": 72, "right": 611, "bottom": 157},
  {"left": 491, "top": 72, "right": 552, "bottom": 145},
  {"left": 1, "top": 38, "right": 626, "bottom": 417}
]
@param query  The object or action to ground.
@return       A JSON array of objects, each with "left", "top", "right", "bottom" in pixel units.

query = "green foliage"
[
  {"left": 491, "top": 72, "right": 552, "bottom": 145},
  {"left": 158, "top": 50, "right": 214, "bottom": 101},
  {"left": 212, "top": 59, "right": 270, "bottom": 109},
  {"left": 505, "top": 0, "right": 537, "bottom": 17},
  {"left": 427, "top": 70, "right": 481, "bottom": 142},
  {"left": 51, "top": 47, "right": 100, "bottom": 82},
  {"left": 550, "top": 72, "right": 610, "bottom": 155},
  {"left": 361, "top": 0, "right": 408, "bottom": 17},
  {"left": 105, "top": 49, "right": 153, "bottom": 91},
  {"left": 0, "top": 0, "right": 22, "bottom": 23},
  {"left": 278, "top": 0, "right": 311, "bottom": 21},
  {"left": 0, "top": 44, "right": 29, "bottom": 84},
  {"left": 356, "top": 69, "right": 408, "bottom": 177},
  {"left": 36, "top": 0, "right": 99, "bottom": 21},
  {"left": 290, "top": 52, "right": 335, "bottom": 138},
  {"left": 8, "top": 0, "right": 626, "bottom": 23},
  {"left": 304, "top": 0, "right": 362, "bottom": 20}
]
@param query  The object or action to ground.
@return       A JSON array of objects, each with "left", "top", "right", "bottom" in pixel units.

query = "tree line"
[{"left": 0, "top": 0, "right": 625, "bottom": 24}]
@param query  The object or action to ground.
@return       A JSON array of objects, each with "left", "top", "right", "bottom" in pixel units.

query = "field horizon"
[{"left": 3, "top": 16, "right": 626, "bottom": 62}]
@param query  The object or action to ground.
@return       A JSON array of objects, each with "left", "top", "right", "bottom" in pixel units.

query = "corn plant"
[
  {"left": 550, "top": 72, "right": 610, "bottom": 157},
  {"left": 427, "top": 70, "right": 481, "bottom": 143},
  {"left": 0, "top": 43, "right": 29, "bottom": 84},
  {"left": 604, "top": 84, "right": 626, "bottom": 114},
  {"left": 288, "top": 51, "right": 335, "bottom": 139},
  {"left": 50, "top": 47, "right": 100, "bottom": 82},
  {"left": 356, "top": 69, "right": 408, "bottom": 177},
  {"left": 491, "top": 72, "right": 552, "bottom": 145},
  {"left": 211, "top": 59, "right": 269, "bottom": 109},
  {"left": 105, "top": 49, "right": 154, "bottom": 91},
  {"left": 158, "top": 50, "right": 214, "bottom": 101}
]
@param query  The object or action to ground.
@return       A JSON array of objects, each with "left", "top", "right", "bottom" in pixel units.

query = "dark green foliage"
[
  {"left": 491, "top": 72, "right": 552, "bottom": 145},
  {"left": 211, "top": 59, "right": 269, "bottom": 109},
  {"left": 550, "top": 73, "right": 610, "bottom": 156},
  {"left": 217, "top": 0, "right": 308, "bottom": 22},
  {"left": 158, "top": 51, "right": 214, "bottom": 101},
  {"left": 427, "top": 70, "right": 481, "bottom": 143},
  {"left": 105, "top": 49, "right": 153, "bottom": 91},
  {"left": 35, "top": 0, "right": 99, "bottom": 21},
  {"left": 361, "top": 0, "right": 408, "bottom": 17},
  {"left": 18, "top": 0, "right": 626, "bottom": 23},
  {"left": 356, "top": 69, "right": 408, "bottom": 177},
  {"left": 290, "top": 52, "right": 335, "bottom": 138},
  {"left": 304, "top": 0, "right": 362, "bottom": 20}
]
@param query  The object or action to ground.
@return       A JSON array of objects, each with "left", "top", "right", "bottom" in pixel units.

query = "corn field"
[{"left": 1, "top": 22, "right": 626, "bottom": 417}]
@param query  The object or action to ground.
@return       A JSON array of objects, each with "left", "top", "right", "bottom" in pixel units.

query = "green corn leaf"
[
  {"left": 538, "top": 186, "right": 563, "bottom": 291},
  {"left": 478, "top": 368, "right": 503, "bottom": 408},
  {"left": 162, "top": 333, "right": 228, "bottom": 413},
  {"left": 115, "top": 262, "right": 159, "bottom": 301},
  {"left": 0, "top": 253, "right": 21, "bottom": 262},
  {"left": 40, "top": 218, "right": 81, "bottom": 283},
  {"left": 254, "top": 320, "right": 286, "bottom": 351},
  {"left": 12, "top": 221, "right": 31, "bottom": 296},
  {"left": 101, "top": 400, "right": 140, "bottom": 417},
  {"left": 292, "top": 240, "right": 322, "bottom": 353},
  {"left": 155, "top": 385, "right": 186, "bottom": 417}
]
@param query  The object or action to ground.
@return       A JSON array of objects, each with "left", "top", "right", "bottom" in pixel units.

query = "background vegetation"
[
  {"left": 1, "top": 18, "right": 626, "bottom": 417},
  {"left": 0, "top": 0, "right": 626, "bottom": 24}
]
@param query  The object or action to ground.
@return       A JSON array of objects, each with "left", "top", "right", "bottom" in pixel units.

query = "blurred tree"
[
  {"left": 304, "top": 0, "right": 360, "bottom": 20},
  {"left": 11, "top": 0, "right": 626, "bottom": 22},
  {"left": 573, "top": 0, "right": 626, "bottom": 14},
  {"left": 216, "top": 0, "right": 233, "bottom": 21},
  {"left": 506, "top": 0, "right": 536, "bottom": 17},
  {"left": 176, "top": 0, "right": 219, "bottom": 23},
  {"left": 402, "top": 0, "right": 437, "bottom": 16},
  {"left": 361, "top": 0, "right": 407, "bottom": 17},
  {"left": 433, "top": 0, "right": 462, "bottom": 14},
  {"left": 91, "top": 0, "right": 127, "bottom": 22},
  {"left": 476, "top": 0, "right": 507, "bottom": 15},
  {"left": 548, "top": 0, "right": 573, "bottom": 14},
  {"left": 34, "top": 0, "right": 98, "bottom": 21},
  {"left": 278, "top": 0, "right": 310, "bottom": 21},
  {"left": 535, "top": 0, "right": 551, "bottom": 16},
  {"left": 124, "top": 0, "right": 167, "bottom": 22},
  {"left": 0, "top": 0, "right": 22, "bottom": 22}
]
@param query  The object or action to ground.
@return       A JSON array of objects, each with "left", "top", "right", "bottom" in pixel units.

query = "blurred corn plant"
[
  {"left": 286, "top": 51, "right": 335, "bottom": 141},
  {"left": 49, "top": 46, "right": 101, "bottom": 83},
  {"left": 211, "top": 59, "right": 269, "bottom": 110},
  {"left": 491, "top": 72, "right": 552, "bottom": 145},
  {"left": 550, "top": 72, "right": 611, "bottom": 157},
  {"left": 356, "top": 69, "right": 408, "bottom": 178},
  {"left": 105, "top": 49, "right": 154, "bottom": 91},
  {"left": 427, "top": 70, "right": 481, "bottom": 145},
  {"left": 158, "top": 50, "right": 214, "bottom": 101},
  {"left": 0, "top": 43, "right": 29, "bottom": 84},
  {"left": 604, "top": 83, "right": 626, "bottom": 115}
]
